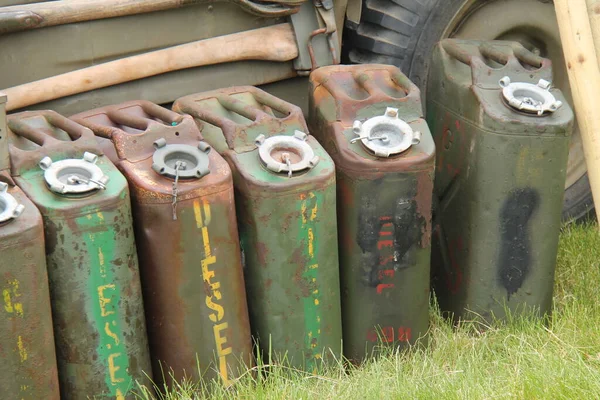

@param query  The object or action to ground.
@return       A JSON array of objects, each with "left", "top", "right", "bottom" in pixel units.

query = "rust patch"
[
  {"left": 256, "top": 242, "right": 269, "bottom": 267},
  {"left": 415, "top": 171, "right": 433, "bottom": 248},
  {"left": 291, "top": 247, "right": 310, "bottom": 297}
]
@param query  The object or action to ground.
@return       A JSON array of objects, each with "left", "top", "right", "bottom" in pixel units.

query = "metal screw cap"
[
  {"left": 151, "top": 138, "right": 211, "bottom": 179},
  {"left": 255, "top": 131, "right": 319, "bottom": 177},
  {"left": 499, "top": 76, "right": 563, "bottom": 116},
  {"left": 40, "top": 152, "right": 109, "bottom": 195},
  {"left": 0, "top": 182, "right": 25, "bottom": 223},
  {"left": 352, "top": 107, "right": 420, "bottom": 157}
]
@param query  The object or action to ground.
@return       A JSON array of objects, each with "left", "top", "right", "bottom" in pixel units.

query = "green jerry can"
[
  {"left": 427, "top": 39, "right": 574, "bottom": 322},
  {"left": 71, "top": 101, "right": 252, "bottom": 387},
  {"left": 173, "top": 87, "right": 342, "bottom": 372},
  {"left": 308, "top": 65, "right": 435, "bottom": 362},
  {"left": 0, "top": 94, "right": 60, "bottom": 399},
  {"left": 6, "top": 110, "right": 152, "bottom": 399}
]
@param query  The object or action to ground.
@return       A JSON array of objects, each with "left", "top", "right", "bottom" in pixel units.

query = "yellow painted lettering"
[
  {"left": 202, "top": 255, "right": 216, "bottom": 281},
  {"left": 108, "top": 353, "right": 124, "bottom": 384},
  {"left": 202, "top": 226, "right": 212, "bottom": 257},
  {"left": 3, "top": 280, "right": 23, "bottom": 316},
  {"left": 207, "top": 291, "right": 224, "bottom": 322},
  {"left": 219, "top": 355, "right": 230, "bottom": 386},
  {"left": 194, "top": 200, "right": 204, "bottom": 228},
  {"left": 17, "top": 336, "right": 27, "bottom": 362},
  {"left": 105, "top": 322, "right": 120, "bottom": 345},
  {"left": 202, "top": 200, "right": 212, "bottom": 226},
  {"left": 214, "top": 322, "right": 232, "bottom": 356},
  {"left": 98, "top": 284, "right": 116, "bottom": 317},
  {"left": 3, "top": 289, "right": 13, "bottom": 313},
  {"left": 116, "top": 389, "right": 125, "bottom": 400},
  {"left": 98, "top": 247, "right": 106, "bottom": 276},
  {"left": 310, "top": 203, "right": 318, "bottom": 221},
  {"left": 308, "top": 228, "right": 314, "bottom": 258},
  {"left": 194, "top": 200, "right": 212, "bottom": 229}
]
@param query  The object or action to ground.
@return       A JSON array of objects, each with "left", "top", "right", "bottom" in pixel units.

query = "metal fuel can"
[
  {"left": 71, "top": 101, "right": 252, "bottom": 387},
  {"left": 0, "top": 94, "right": 60, "bottom": 399},
  {"left": 308, "top": 65, "right": 435, "bottom": 362},
  {"left": 427, "top": 39, "right": 574, "bottom": 322},
  {"left": 173, "top": 87, "right": 342, "bottom": 372},
  {"left": 7, "top": 110, "right": 152, "bottom": 399}
]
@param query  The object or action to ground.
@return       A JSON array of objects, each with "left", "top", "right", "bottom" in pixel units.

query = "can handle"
[
  {"left": 8, "top": 110, "right": 92, "bottom": 146},
  {"left": 7, "top": 110, "right": 102, "bottom": 176},
  {"left": 441, "top": 39, "right": 544, "bottom": 69},
  {"left": 309, "top": 65, "right": 423, "bottom": 123},
  {"left": 175, "top": 87, "right": 304, "bottom": 150},
  {"left": 106, "top": 102, "right": 184, "bottom": 133},
  {"left": 73, "top": 101, "right": 205, "bottom": 163}
]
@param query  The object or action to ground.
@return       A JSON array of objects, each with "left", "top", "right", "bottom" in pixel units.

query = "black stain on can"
[
  {"left": 356, "top": 179, "right": 422, "bottom": 287},
  {"left": 498, "top": 187, "right": 539, "bottom": 298}
]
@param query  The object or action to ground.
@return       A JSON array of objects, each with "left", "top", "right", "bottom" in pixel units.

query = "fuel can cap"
[
  {"left": 352, "top": 107, "right": 421, "bottom": 158},
  {"left": 0, "top": 182, "right": 25, "bottom": 223},
  {"left": 40, "top": 152, "right": 109, "bottom": 195},
  {"left": 499, "top": 76, "right": 563, "bottom": 116},
  {"left": 255, "top": 131, "right": 320, "bottom": 178},
  {"left": 151, "top": 138, "right": 211, "bottom": 179}
]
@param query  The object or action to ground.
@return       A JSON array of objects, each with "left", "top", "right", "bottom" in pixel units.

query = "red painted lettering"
[
  {"left": 398, "top": 327, "right": 412, "bottom": 342},
  {"left": 376, "top": 283, "right": 394, "bottom": 294},
  {"left": 377, "top": 240, "right": 394, "bottom": 250}
]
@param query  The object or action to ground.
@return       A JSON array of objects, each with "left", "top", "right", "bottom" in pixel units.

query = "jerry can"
[
  {"left": 427, "top": 39, "right": 574, "bottom": 321},
  {"left": 7, "top": 110, "right": 152, "bottom": 399},
  {"left": 71, "top": 101, "right": 252, "bottom": 386},
  {"left": 173, "top": 87, "right": 342, "bottom": 372},
  {"left": 0, "top": 94, "right": 60, "bottom": 399},
  {"left": 308, "top": 65, "right": 434, "bottom": 362}
]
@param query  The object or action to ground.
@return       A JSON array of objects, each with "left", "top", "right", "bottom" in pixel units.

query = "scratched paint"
[
  {"left": 426, "top": 39, "right": 573, "bottom": 322},
  {"left": 0, "top": 186, "right": 60, "bottom": 399},
  {"left": 78, "top": 212, "right": 131, "bottom": 399},
  {"left": 195, "top": 199, "right": 233, "bottom": 385},
  {"left": 299, "top": 192, "right": 322, "bottom": 373}
]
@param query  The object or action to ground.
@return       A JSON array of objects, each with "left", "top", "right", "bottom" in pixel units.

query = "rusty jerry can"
[
  {"left": 308, "top": 65, "right": 434, "bottom": 362},
  {"left": 173, "top": 87, "right": 342, "bottom": 372},
  {"left": 71, "top": 101, "right": 252, "bottom": 386},
  {"left": 6, "top": 110, "right": 152, "bottom": 399},
  {"left": 0, "top": 94, "right": 60, "bottom": 399},
  {"left": 427, "top": 39, "right": 574, "bottom": 322}
]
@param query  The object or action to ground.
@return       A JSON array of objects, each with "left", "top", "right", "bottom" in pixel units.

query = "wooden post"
[{"left": 555, "top": 0, "right": 600, "bottom": 225}]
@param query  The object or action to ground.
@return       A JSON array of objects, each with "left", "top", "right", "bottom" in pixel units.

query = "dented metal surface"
[
  {"left": 173, "top": 87, "right": 342, "bottom": 372},
  {"left": 427, "top": 39, "right": 574, "bottom": 322},
  {"left": 308, "top": 65, "right": 434, "bottom": 362},
  {"left": 71, "top": 101, "right": 252, "bottom": 387},
  {"left": 0, "top": 93, "right": 60, "bottom": 400},
  {"left": 7, "top": 110, "right": 152, "bottom": 399}
]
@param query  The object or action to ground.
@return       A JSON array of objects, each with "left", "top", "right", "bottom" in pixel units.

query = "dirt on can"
[
  {"left": 7, "top": 110, "right": 152, "bottom": 399},
  {"left": 173, "top": 87, "right": 342, "bottom": 373},
  {"left": 71, "top": 101, "right": 253, "bottom": 387},
  {"left": 309, "top": 65, "right": 435, "bottom": 362},
  {"left": 0, "top": 93, "right": 60, "bottom": 400},
  {"left": 427, "top": 39, "right": 574, "bottom": 322}
]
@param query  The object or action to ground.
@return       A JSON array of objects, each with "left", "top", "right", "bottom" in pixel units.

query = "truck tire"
[{"left": 345, "top": 0, "right": 595, "bottom": 223}]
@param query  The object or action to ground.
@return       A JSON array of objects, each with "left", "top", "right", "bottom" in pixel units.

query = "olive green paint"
[
  {"left": 13, "top": 155, "right": 152, "bottom": 399},
  {"left": 174, "top": 89, "right": 343, "bottom": 371},
  {"left": 427, "top": 40, "right": 574, "bottom": 322}
]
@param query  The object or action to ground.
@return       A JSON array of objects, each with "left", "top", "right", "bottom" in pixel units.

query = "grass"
[{"left": 136, "top": 222, "right": 600, "bottom": 399}]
